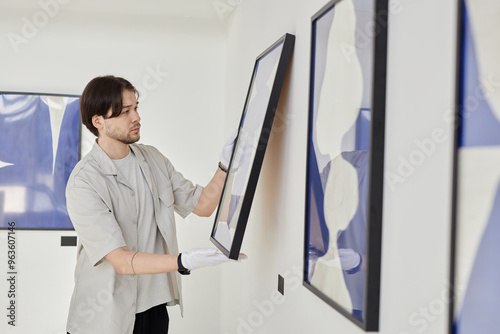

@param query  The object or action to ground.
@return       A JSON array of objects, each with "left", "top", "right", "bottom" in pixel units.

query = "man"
[{"left": 66, "top": 75, "right": 241, "bottom": 334}]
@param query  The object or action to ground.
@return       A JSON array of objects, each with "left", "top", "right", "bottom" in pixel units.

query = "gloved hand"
[
  {"left": 219, "top": 129, "right": 238, "bottom": 169},
  {"left": 338, "top": 248, "right": 361, "bottom": 271},
  {"left": 180, "top": 248, "right": 247, "bottom": 271}
]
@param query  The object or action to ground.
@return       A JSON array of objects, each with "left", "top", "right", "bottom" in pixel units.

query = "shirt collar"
[
  {"left": 130, "top": 144, "right": 146, "bottom": 163},
  {"left": 89, "top": 141, "right": 147, "bottom": 176},
  {"left": 89, "top": 141, "right": 119, "bottom": 176}
]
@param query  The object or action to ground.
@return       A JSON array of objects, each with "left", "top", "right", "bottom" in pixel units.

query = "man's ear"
[{"left": 92, "top": 115, "right": 103, "bottom": 130}]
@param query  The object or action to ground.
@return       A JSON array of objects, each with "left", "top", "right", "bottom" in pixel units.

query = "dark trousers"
[
  {"left": 133, "top": 303, "right": 169, "bottom": 334},
  {"left": 67, "top": 303, "right": 169, "bottom": 334}
]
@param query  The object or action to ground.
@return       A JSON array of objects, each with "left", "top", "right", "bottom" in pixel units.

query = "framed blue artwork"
[
  {"left": 303, "top": 0, "right": 387, "bottom": 330},
  {"left": 0, "top": 93, "right": 80, "bottom": 229},
  {"left": 211, "top": 33, "right": 295, "bottom": 259},
  {"left": 450, "top": 1, "right": 500, "bottom": 333}
]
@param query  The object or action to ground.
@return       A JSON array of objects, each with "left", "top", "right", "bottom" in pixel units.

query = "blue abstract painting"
[
  {"left": 454, "top": 1, "right": 500, "bottom": 333},
  {"left": 304, "top": 0, "right": 378, "bottom": 327},
  {"left": 0, "top": 93, "right": 80, "bottom": 229}
]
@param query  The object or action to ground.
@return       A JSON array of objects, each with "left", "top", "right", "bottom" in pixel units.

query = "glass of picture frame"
[
  {"left": 303, "top": 0, "right": 388, "bottom": 330},
  {"left": 210, "top": 33, "right": 295, "bottom": 259}
]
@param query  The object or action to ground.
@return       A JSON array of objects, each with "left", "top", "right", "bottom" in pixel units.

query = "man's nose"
[{"left": 132, "top": 109, "right": 141, "bottom": 122}]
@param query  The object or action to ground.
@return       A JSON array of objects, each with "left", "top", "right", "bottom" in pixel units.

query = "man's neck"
[{"left": 97, "top": 137, "right": 130, "bottom": 160}]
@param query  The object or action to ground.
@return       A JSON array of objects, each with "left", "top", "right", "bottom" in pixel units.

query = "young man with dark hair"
[{"left": 66, "top": 75, "right": 241, "bottom": 334}]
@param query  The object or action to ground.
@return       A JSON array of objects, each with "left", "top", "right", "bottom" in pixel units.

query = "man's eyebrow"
[{"left": 121, "top": 101, "right": 139, "bottom": 109}]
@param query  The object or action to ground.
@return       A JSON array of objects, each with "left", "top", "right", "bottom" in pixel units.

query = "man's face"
[{"left": 102, "top": 89, "right": 141, "bottom": 144}]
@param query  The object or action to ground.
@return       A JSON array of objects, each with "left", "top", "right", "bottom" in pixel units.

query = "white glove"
[
  {"left": 219, "top": 129, "right": 238, "bottom": 168},
  {"left": 338, "top": 248, "right": 361, "bottom": 271},
  {"left": 180, "top": 248, "right": 247, "bottom": 271}
]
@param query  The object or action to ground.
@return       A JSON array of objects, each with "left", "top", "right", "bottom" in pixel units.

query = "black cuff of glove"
[
  {"left": 177, "top": 253, "right": 191, "bottom": 275},
  {"left": 345, "top": 253, "right": 363, "bottom": 275}
]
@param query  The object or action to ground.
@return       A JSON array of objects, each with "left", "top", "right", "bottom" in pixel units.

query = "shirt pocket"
[
  {"left": 157, "top": 184, "right": 177, "bottom": 242},
  {"left": 158, "top": 184, "right": 175, "bottom": 208}
]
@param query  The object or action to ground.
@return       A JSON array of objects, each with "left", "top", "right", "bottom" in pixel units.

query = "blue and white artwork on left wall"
[
  {"left": 0, "top": 93, "right": 80, "bottom": 229},
  {"left": 454, "top": 0, "right": 500, "bottom": 333}
]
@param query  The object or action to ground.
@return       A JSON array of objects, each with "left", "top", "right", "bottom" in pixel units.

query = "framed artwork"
[
  {"left": 210, "top": 33, "right": 295, "bottom": 259},
  {"left": 303, "top": 0, "right": 387, "bottom": 330},
  {"left": 449, "top": 1, "right": 500, "bottom": 333},
  {"left": 0, "top": 93, "right": 80, "bottom": 229}
]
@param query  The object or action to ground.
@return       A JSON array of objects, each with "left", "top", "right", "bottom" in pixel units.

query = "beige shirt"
[
  {"left": 65, "top": 142, "right": 203, "bottom": 334},
  {"left": 112, "top": 150, "right": 174, "bottom": 313}
]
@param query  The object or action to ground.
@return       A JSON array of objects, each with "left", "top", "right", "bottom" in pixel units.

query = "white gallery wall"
[
  {"left": 0, "top": 2, "right": 227, "bottom": 333},
  {"left": 0, "top": 0, "right": 460, "bottom": 333},
  {"left": 220, "top": 0, "right": 458, "bottom": 334}
]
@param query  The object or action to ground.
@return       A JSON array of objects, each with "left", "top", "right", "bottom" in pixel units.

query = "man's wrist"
[
  {"left": 177, "top": 253, "right": 191, "bottom": 275},
  {"left": 218, "top": 161, "right": 228, "bottom": 173}
]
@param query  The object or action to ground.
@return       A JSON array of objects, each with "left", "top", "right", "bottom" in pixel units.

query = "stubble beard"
[{"left": 106, "top": 127, "right": 140, "bottom": 145}]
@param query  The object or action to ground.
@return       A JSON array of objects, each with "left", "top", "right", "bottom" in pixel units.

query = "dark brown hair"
[{"left": 80, "top": 75, "right": 139, "bottom": 136}]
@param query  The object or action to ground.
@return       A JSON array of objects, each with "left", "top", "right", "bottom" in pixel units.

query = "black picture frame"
[
  {"left": 303, "top": 0, "right": 387, "bottom": 331},
  {"left": 0, "top": 92, "right": 80, "bottom": 230},
  {"left": 210, "top": 33, "right": 295, "bottom": 259},
  {"left": 447, "top": 1, "right": 463, "bottom": 332},
  {"left": 448, "top": 1, "right": 500, "bottom": 333}
]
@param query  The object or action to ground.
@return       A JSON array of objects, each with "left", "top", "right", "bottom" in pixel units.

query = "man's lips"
[{"left": 131, "top": 126, "right": 140, "bottom": 133}]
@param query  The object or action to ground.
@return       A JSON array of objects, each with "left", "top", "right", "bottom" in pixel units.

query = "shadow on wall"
[{"left": 258, "top": 52, "right": 295, "bottom": 267}]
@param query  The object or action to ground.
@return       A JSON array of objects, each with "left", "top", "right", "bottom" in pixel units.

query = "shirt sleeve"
[
  {"left": 66, "top": 179, "right": 127, "bottom": 266},
  {"left": 164, "top": 158, "right": 203, "bottom": 219}
]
